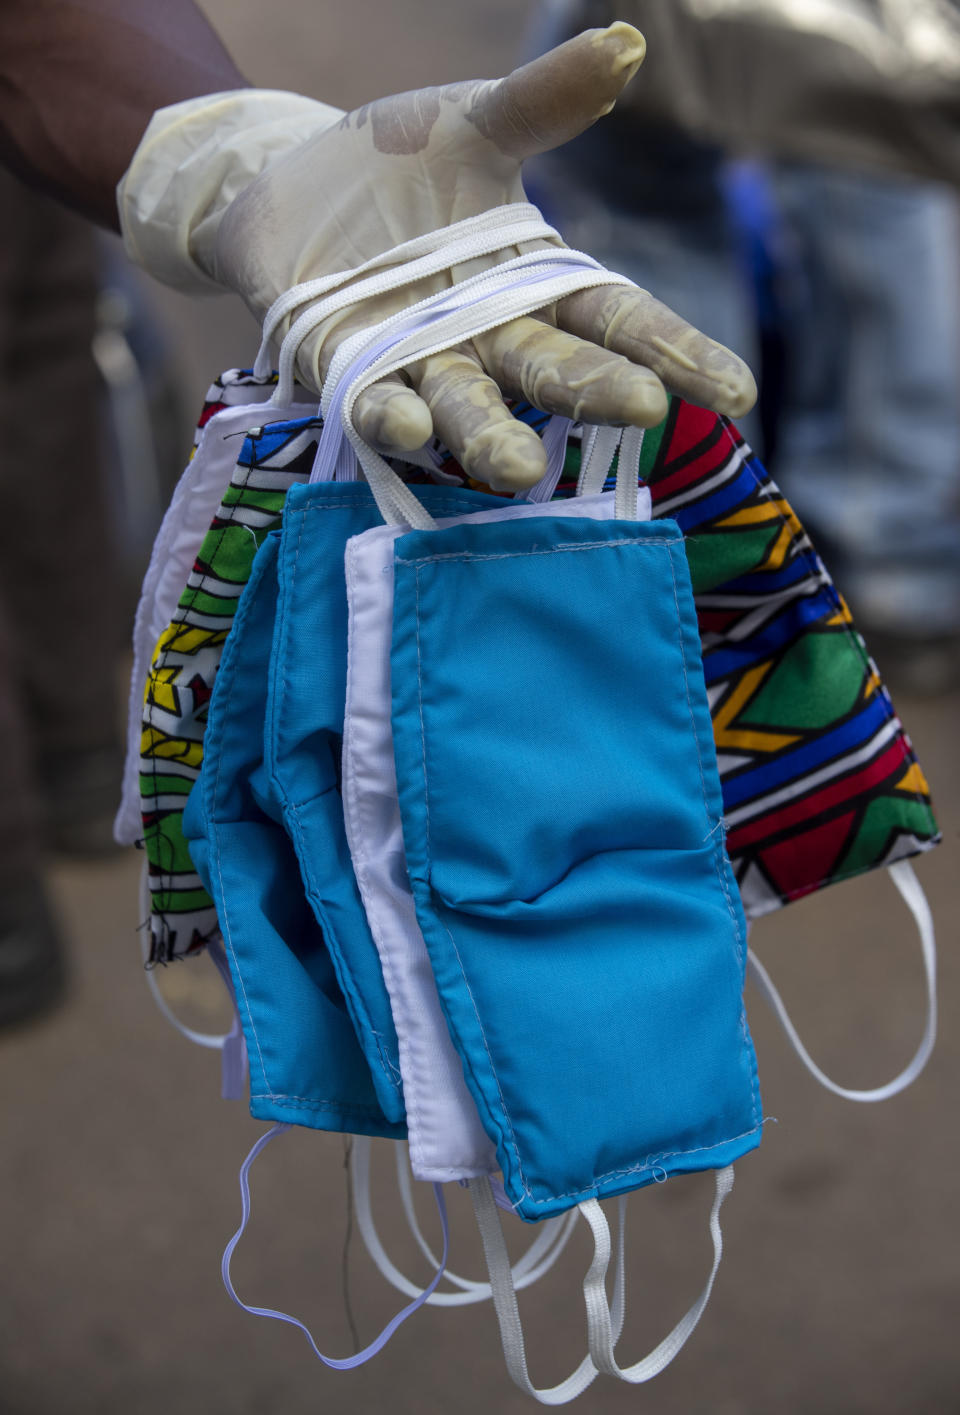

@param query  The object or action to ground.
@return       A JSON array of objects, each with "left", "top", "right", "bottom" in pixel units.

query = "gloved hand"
[{"left": 120, "top": 24, "right": 756, "bottom": 490}]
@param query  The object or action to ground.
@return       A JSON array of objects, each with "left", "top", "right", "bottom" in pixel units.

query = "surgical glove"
[{"left": 120, "top": 24, "right": 757, "bottom": 490}]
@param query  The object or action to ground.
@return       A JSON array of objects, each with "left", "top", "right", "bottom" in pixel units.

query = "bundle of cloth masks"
[{"left": 116, "top": 206, "right": 939, "bottom": 1402}]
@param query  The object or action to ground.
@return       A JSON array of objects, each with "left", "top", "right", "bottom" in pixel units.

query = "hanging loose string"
[
  {"left": 221, "top": 1125, "right": 449, "bottom": 1369},
  {"left": 747, "top": 859, "right": 937, "bottom": 1102},
  {"left": 341, "top": 1136, "right": 360, "bottom": 1353},
  {"left": 470, "top": 1167, "right": 731, "bottom": 1401}
]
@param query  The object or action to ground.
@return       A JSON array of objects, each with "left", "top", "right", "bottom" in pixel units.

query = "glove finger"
[
  {"left": 470, "top": 23, "right": 647, "bottom": 160},
  {"left": 472, "top": 315, "right": 668, "bottom": 428},
  {"left": 353, "top": 375, "right": 434, "bottom": 451},
  {"left": 407, "top": 345, "right": 548, "bottom": 492},
  {"left": 556, "top": 285, "right": 758, "bottom": 419}
]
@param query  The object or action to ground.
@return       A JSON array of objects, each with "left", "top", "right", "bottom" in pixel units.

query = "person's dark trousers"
[{"left": 0, "top": 170, "right": 124, "bottom": 1022}]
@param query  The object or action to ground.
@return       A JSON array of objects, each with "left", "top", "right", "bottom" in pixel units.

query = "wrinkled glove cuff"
[{"left": 117, "top": 88, "right": 345, "bottom": 295}]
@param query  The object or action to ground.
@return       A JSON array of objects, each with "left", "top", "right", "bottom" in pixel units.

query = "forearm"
[{"left": 0, "top": 0, "right": 248, "bottom": 227}]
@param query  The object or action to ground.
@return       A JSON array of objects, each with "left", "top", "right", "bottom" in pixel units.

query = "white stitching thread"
[
  {"left": 209, "top": 551, "right": 277, "bottom": 1100},
  {"left": 396, "top": 535, "right": 679, "bottom": 567},
  {"left": 275, "top": 499, "right": 402, "bottom": 1101}
]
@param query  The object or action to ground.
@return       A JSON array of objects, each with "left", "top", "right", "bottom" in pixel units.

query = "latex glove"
[{"left": 120, "top": 25, "right": 757, "bottom": 490}]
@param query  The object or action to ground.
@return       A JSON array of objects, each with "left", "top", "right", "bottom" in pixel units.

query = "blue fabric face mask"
[
  {"left": 384, "top": 505, "right": 762, "bottom": 1219},
  {"left": 262, "top": 477, "right": 521, "bottom": 1126},
  {"left": 182, "top": 532, "right": 404, "bottom": 1139}
]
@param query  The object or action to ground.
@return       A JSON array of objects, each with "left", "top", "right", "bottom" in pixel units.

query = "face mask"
[
  {"left": 120, "top": 377, "right": 317, "bottom": 965},
  {"left": 632, "top": 400, "right": 938, "bottom": 1097},
  {"left": 181, "top": 528, "right": 403, "bottom": 1138}
]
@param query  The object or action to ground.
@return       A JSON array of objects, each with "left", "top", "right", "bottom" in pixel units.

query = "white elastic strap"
[
  {"left": 616, "top": 426, "right": 646, "bottom": 521},
  {"left": 519, "top": 416, "right": 574, "bottom": 502},
  {"left": 580, "top": 1165, "right": 733, "bottom": 1383},
  {"left": 138, "top": 858, "right": 230, "bottom": 1050},
  {"left": 393, "top": 1143, "right": 577, "bottom": 1298},
  {"left": 576, "top": 424, "right": 621, "bottom": 497},
  {"left": 254, "top": 203, "right": 559, "bottom": 371},
  {"left": 469, "top": 1175, "right": 628, "bottom": 1405},
  {"left": 350, "top": 1138, "right": 575, "bottom": 1307},
  {"left": 328, "top": 256, "right": 633, "bottom": 529},
  {"left": 268, "top": 212, "right": 564, "bottom": 405},
  {"left": 747, "top": 860, "right": 937, "bottom": 1103}
]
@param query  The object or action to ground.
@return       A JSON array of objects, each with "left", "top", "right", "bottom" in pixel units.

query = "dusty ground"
[{"left": 2, "top": 5, "right": 958, "bottom": 1414}]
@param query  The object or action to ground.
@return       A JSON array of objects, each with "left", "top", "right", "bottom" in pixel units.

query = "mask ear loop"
[
  {"left": 349, "top": 1137, "right": 576, "bottom": 1307},
  {"left": 138, "top": 857, "right": 232, "bottom": 1052},
  {"left": 267, "top": 242, "right": 636, "bottom": 531},
  {"left": 392, "top": 1142, "right": 578, "bottom": 1298},
  {"left": 517, "top": 416, "right": 574, "bottom": 502},
  {"left": 580, "top": 1166, "right": 733, "bottom": 1383},
  {"left": 253, "top": 203, "right": 561, "bottom": 382},
  {"left": 746, "top": 859, "right": 936, "bottom": 1102},
  {"left": 221, "top": 1126, "right": 449, "bottom": 1367},
  {"left": 468, "top": 1175, "right": 627, "bottom": 1405}
]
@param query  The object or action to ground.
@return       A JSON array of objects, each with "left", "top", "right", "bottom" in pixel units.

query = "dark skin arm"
[{"left": 0, "top": 0, "right": 247, "bottom": 227}]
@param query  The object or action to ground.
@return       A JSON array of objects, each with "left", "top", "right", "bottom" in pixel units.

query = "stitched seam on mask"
[
  {"left": 413, "top": 561, "right": 529, "bottom": 1196},
  {"left": 396, "top": 534, "right": 679, "bottom": 567},
  {"left": 712, "top": 418, "right": 938, "bottom": 887},
  {"left": 666, "top": 543, "right": 761, "bottom": 1132},
  {"left": 773, "top": 835, "right": 941, "bottom": 905},
  {"left": 284, "top": 501, "right": 402, "bottom": 1099},
  {"left": 344, "top": 542, "right": 433, "bottom": 1168},
  {"left": 209, "top": 566, "right": 274, "bottom": 1101},
  {"left": 274, "top": 495, "right": 500, "bottom": 1096},
  {"left": 287, "top": 794, "right": 401, "bottom": 1094},
  {"left": 249, "top": 1093, "right": 397, "bottom": 1119},
  {"left": 528, "top": 1124, "right": 765, "bottom": 1206}
]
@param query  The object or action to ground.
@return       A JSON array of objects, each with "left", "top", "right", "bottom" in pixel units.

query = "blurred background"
[{"left": 1, "top": 2, "right": 958, "bottom": 1412}]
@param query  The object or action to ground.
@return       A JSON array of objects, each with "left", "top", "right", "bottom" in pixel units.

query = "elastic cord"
[
  {"left": 258, "top": 206, "right": 639, "bottom": 528},
  {"left": 580, "top": 1166, "right": 733, "bottom": 1383},
  {"left": 254, "top": 203, "right": 559, "bottom": 371},
  {"left": 350, "top": 1136, "right": 574, "bottom": 1308},
  {"left": 747, "top": 859, "right": 936, "bottom": 1103},
  {"left": 221, "top": 1125, "right": 449, "bottom": 1366},
  {"left": 392, "top": 1142, "right": 577, "bottom": 1299},
  {"left": 468, "top": 1176, "right": 627, "bottom": 1405}
]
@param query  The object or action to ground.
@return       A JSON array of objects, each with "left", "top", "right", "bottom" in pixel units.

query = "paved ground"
[{"left": 2, "top": 5, "right": 958, "bottom": 1413}]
